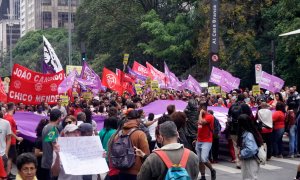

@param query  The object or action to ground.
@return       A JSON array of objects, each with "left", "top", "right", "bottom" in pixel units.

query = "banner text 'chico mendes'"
[{"left": 8, "top": 64, "right": 64, "bottom": 105}]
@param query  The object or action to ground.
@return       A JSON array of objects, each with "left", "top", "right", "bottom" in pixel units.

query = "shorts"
[
  {"left": 8, "top": 145, "right": 17, "bottom": 159},
  {"left": 195, "top": 142, "right": 212, "bottom": 162}
]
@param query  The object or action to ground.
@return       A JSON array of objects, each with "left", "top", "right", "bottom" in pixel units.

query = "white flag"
[{"left": 43, "top": 36, "right": 63, "bottom": 73}]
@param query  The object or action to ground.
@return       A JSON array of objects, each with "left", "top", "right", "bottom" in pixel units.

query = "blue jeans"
[
  {"left": 272, "top": 128, "right": 284, "bottom": 156},
  {"left": 289, "top": 125, "right": 298, "bottom": 155}
]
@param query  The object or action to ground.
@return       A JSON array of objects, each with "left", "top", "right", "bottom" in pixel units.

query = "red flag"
[
  {"left": 102, "top": 68, "right": 123, "bottom": 95},
  {"left": 0, "top": 78, "right": 7, "bottom": 103},
  {"left": 132, "top": 61, "right": 149, "bottom": 77},
  {"left": 146, "top": 62, "right": 166, "bottom": 81},
  {"left": 117, "top": 69, "right": 135, "bottom": 95}
]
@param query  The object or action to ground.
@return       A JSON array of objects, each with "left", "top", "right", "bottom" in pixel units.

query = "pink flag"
[
  {"left": 146, "top": 62, "right": 166, "bottom": 86},
  {"left": 132, "top": 61, "right": 149, "bottom": 77}
]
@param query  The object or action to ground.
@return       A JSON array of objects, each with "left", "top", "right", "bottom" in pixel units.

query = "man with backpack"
[
  {"left": 110, "top": 109, "right": 150, "bottom": 180},
  {"left": 137, "top": 121, "right": 199, "bottom": 180},
  {"left": 227, "top": 94, "right": 245, "bottom": 169}
]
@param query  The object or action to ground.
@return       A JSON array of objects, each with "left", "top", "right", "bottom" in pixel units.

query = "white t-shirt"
[
  {"left": 148, "top": 121, "right": 158, "bottom": 142},
  {"left": 0, "top": 118, "right": 12, "bottom": 156}
]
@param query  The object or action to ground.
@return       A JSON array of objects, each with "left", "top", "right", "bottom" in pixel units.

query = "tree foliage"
[
  {"left": 10, "top": 0, "right": 300, "bottom": 88},
  {"left": 1, "top": 28, "right": 80, "bottom": 76}
]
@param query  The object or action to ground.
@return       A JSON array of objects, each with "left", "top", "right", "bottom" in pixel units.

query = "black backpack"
[
  {"left": 110, "top": 128, "right": 137, "bottom": 169},
  {"left": 213, "top": 117, "right": 221, "bottom": 136},
  {"left": 228, "top": 103, "right": 242, "bottom": 134}
]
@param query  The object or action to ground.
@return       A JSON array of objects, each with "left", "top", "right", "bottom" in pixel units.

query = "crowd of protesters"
[{"left": 0, "top": 85, "right": 299, "bottom": 180}]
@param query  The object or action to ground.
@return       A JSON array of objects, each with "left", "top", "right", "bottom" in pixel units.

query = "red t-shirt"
[
  {"left": 197, "top": 113, "right": 214, "bottom": 142},
  {"left": 4, "top": 113, "right": 17, "bottom": 145},
  {"left": 272, "top": 111, "right": 285, "bottom": 130}
]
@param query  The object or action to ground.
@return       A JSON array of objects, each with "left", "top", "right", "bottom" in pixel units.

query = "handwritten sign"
[
  {"left": 134, "top": 84, "right": 143, "bottom": 95},
  {"left": 82, "top": 92, "right": 93, "bottom": 100},
  {"left": 59, "top": 95, "right": 69, "bottom": 106},
  {"left": 252, "top": 85, "right": 260, "bottom": 96},
  {"left": 58, "top": 136, "right": 109, "bottom": 175},
  {"left": 151, "top": 80, "right": 159, "bottom": 91}
]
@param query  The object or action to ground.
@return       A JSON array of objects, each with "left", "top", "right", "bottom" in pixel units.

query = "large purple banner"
[{"left": 14, "top": 112, "right": 106, "bottom": 142}]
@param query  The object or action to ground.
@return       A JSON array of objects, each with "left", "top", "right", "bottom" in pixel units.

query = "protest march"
[{"left": 0, "top": 35, "right": 299, "bottom": 180}]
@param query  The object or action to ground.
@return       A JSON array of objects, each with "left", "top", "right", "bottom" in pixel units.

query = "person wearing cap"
[
  {"left": 41, "top": 109, "right": 61, "bottom": 180},
  {"left": 137, "top": 121, "right": 199, "bottom": 180},
  {"left": 52, "top": 98, "right": 67, "bottom": 119},
  {"left": 257, "top": 102, "right": 273, "bottom": 160},
  {"left": 51, "top": 124, "right": 82, "bottom": 180}
]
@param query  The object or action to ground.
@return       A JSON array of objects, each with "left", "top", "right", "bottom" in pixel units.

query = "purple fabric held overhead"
[{"left": 14, "top": 112, "right": 106, "bottom": 142}]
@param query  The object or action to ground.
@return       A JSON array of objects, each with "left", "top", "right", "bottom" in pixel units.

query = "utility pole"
[
  {"left": 271, "top": 40, "right": 275, "bottom": 75},
  {"left": 68, "top": 0, "right": 72, "bottom": 65}
]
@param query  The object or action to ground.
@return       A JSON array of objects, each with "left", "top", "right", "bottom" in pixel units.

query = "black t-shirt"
[{"left": 34, "top": 137, "right": 43, "bottom": 167}]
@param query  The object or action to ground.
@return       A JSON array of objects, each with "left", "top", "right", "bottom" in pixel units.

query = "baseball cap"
[
  {"left": 63, "top": 124, "right": 78, "bottom": 134},
  {"left": 78, "top": 123, "right": 93, "bottom": 133}
]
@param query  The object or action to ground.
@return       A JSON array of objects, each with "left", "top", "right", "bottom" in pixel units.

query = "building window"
[
  {"left": 58, "top": 12, "right": 75, "bottom": 28},
  {"left": 42, "top": 0, "right": 51, "bottom": 5},
  {"left": 58, "top": 0, "right": 78, "bottom": 6},
  {"left": 42, "top": 12, "right": 52, "bottom": 29}
]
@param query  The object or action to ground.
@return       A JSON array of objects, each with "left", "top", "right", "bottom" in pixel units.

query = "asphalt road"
[{"left": 200, "top": 155, "right": 299, "bottom": 180}]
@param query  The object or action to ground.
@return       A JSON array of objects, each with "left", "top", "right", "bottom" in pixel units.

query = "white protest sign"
[{"left": 58, "top": 136, "right": 109, "bottom": 175}]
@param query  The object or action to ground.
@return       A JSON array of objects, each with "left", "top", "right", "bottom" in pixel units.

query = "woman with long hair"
[{"left": 237, "top": 114, "right": 263, "bottom": 180}]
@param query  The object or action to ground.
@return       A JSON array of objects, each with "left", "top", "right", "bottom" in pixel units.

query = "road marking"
[
  {"left": 260, "top": 164, "right": 282, "bottom": 170},
  {"left": 212, "top": 164, "right": 241, "bottom": 174},
  {"left": 271, "top": 157, "right": 299, "bottom": 165}
]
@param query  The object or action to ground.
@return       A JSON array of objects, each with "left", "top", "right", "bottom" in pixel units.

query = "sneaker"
[
  {"left": 236, "top": 165, "right": 241, "bottom": 169},
  {"left": 211, "top": 169, "right": 216, "bottom": 180},
  {"left": 287, "top": 155, "right": 295, "bottom": 158}
]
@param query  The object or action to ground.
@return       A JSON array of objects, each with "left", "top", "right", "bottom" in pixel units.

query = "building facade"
[
  {"left": 20, "top": 0, "right": 81, "bottom": 37},
  {"left": 0, "top": 0, "right": 20, "bottom": 57}
]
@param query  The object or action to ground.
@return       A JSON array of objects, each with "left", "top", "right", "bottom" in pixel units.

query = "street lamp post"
[
  {"left": 9, "top": 22, "right": 13, "bottom": 74},
  {"left": 68, "top": 0, "right": 72, "bottom": 65}
]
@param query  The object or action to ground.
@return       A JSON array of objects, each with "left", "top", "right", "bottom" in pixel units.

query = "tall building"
[
  {"left": 20, "top": 0, "right": 81, "bottom": 37},
  {"left": 0, "top": 0, "right": 20, "bottom": 57}
]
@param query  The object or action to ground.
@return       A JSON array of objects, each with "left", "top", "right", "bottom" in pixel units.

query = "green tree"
[
  {"left": 260, "top": 0, "right": 300, "bottom": 87},
  {"left": 1, "top": 28, "right": 81, "bottom": 76}
]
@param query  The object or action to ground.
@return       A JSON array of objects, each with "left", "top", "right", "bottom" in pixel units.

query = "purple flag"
[
  {"left": 209, "top": 67, "right": 224, "bottom": 86},
  {"left": 164, "top": 62, "right": 182, "bottom": 90},
  {"left": 58, "top": 70, "right": 77, "bottom": 93},
  {"left": 179, "top": 75, "right": 201, "bottom": 95},
  {"left": 259, "top": 71, "right": 284, "bottom": 92},
  {"left": 209, "top": 66, "right": 240, "bottom": 92},
  {"left": 222, "top": 70, "right": 240, "bottom": 92},
  {"left": 80, "top": 61, "right": 105, "bottom": 91},
  {"left": 127, "top": 66, "right": 147, "bottom": 81}
]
